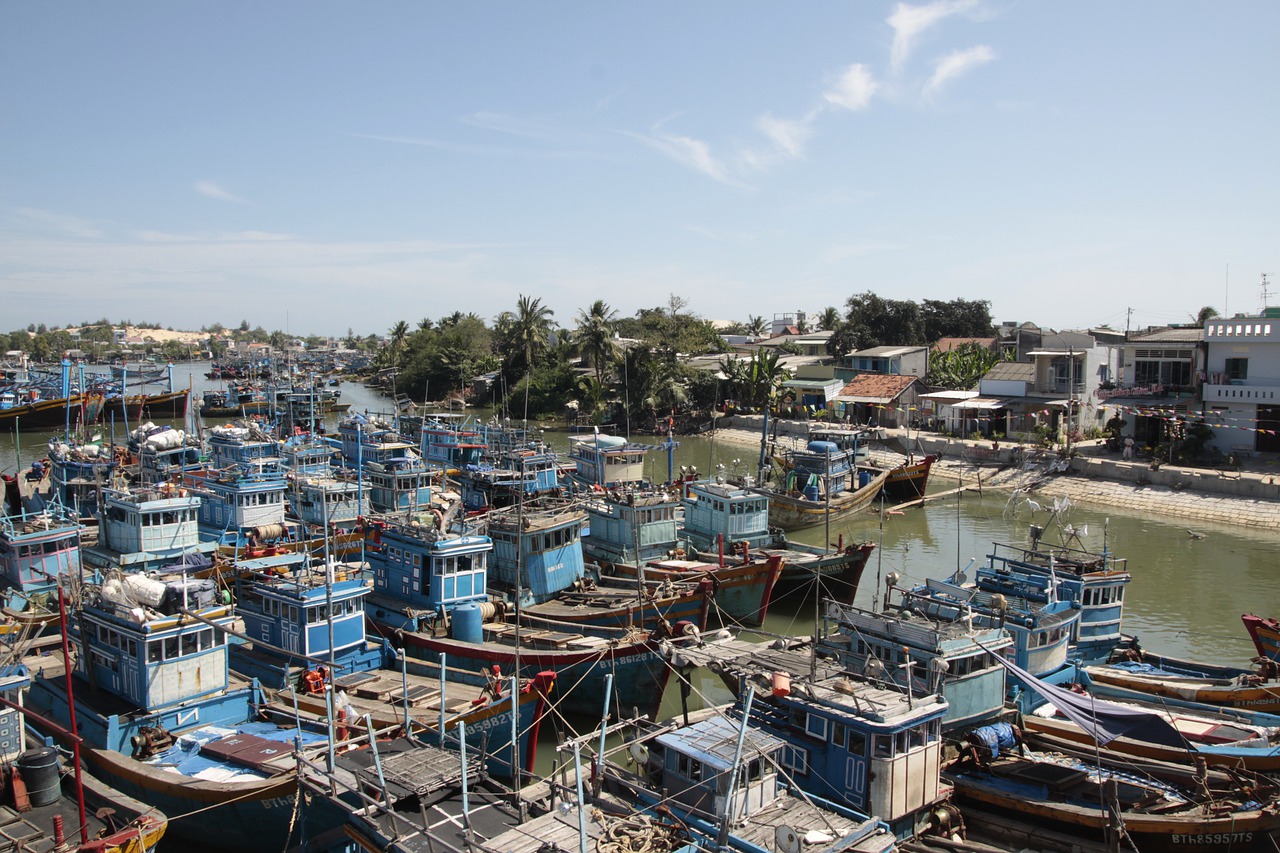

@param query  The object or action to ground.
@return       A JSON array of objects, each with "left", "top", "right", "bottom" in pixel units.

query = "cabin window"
[
  {"left": 805, "top": 714, "right": 827, "bottom": 740},
  {"left": 831, "top": 722, "right": 846, "bottom": 748},
  {"left": 148, "top": 640, "right": 162, "bottom": 662},
  {"left": 675, "top": 753, "right": 702, "bottom": 781},
  {"left": 780, "top": 745, "right": 808, "bottom": 775},
  {"left": 847, "top": 731, "right": 866, "bottom": 756},
  {"left": 181, "top": 632, "right": 199, "bottom": 656},
  {"left": 738, "top": 757, "right": 765, "bottom": 786},
  {"left": 198, "top": 630, "right": 213, "bottom": 651},
  {"left": 163, "top": 637, "right": 179, "bottom": 660},
  {"left": 457, "top": 554, "right": 475, "bottom": 574},
  {"left": 872, "top": 734, "right": 893, "bottom": 758},
  {"left": 908, "top": 726, "right": 926, "bottom": 750}
]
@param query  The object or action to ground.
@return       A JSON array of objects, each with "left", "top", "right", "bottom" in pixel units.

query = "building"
[
  {"left": 830, "top": 373, "right": 927, "bottom": 428},
  {"left": 1201, "top": 312, "right": 1280, "bottom": 455},
  {"left": 1097, "top": 326, "right": 1204, "bottom": 449}
]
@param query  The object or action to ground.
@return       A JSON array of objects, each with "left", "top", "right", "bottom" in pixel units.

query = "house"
[
  {"left": 1201, "top": 312, "right": 1280, "bottom": 454},
  {"left": 830, "top": 373, "right": 926, "bottom": 428},
  {"left": 1097, "top": 326, "right": 1204, "bottom": 449},
  {"left": 779, "top": 363, "right": 845, "bottom": 414},
  {"left": 769, "top": 311, "right": 808, "bottom": 336},
  {"left": 837, "top": 346, "right": 929, "bottom": 382}
]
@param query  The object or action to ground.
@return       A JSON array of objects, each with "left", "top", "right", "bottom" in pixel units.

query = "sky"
[{"left": 3, "top": 2, "right": 1278, "bottom": 338}]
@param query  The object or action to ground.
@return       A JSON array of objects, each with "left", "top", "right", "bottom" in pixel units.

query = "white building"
[{"left": 1201, "top": 313, "right": 1280, "bottom": 454}]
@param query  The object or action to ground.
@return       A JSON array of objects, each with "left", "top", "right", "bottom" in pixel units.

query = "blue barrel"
[
  {"left": 803, "top": 482, "right": 820, "bottom": 501},
  {"left": 18, "top": 747, "right": 60, "bottom": 807},
  {"left": 858, "top": 469, "right": 872, "bottom": 488},
  {"left": 452, "top": 603, "right": 484, "bottom": 644}
]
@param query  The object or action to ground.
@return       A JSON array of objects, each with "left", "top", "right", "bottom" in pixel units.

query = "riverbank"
[{"left": 707, "top": 419, "right": 1280, "bottom": 531}]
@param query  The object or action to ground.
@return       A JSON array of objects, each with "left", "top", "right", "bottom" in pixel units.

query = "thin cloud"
[
  {"left": 923, "top": 45, "right": 995, "bottom": 98},
  {"left": 194, "top": 181, "right": 246, "bottom": 204},
  {"left": 459, "top": 111, "right": 554, "bottom": 139},
  {"left": 9, "top": 208, "right": 103, "bottom": 239},
  {"left": 823, "top": 64, "right": 879, "bottom": 112},
  {"left": 755, "top": 112, "right": 814, "bottom": 159},
  {"left": 353, "top": 132, "right": 599, "bottom": 160},
  {"left": 822, "top": 241, "right": 907, "bottom": 263},
  {"left": 135, "top": 230, "right": 294, "bottom": 243},
  {"left": 888, "top": 0, "right": 978, "bottom": 74},
  {"left": 623, "top": 129, "right": 749, "bottom": 189}
]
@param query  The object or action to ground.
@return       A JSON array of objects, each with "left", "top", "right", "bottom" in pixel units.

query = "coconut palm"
[
  {"left": 817, "top": 306, "right": 841, "bottom": 332},
  {"left": 745, "top": 315, "right": 768, "bottom": 337},
  {"left": 388, "top": 320, "right": 410, "bottom": 367},
  {"left": 508, "top": 295, "right": 555, "bottom": 377},
  {"left": 1193, "top": 306, "right": 1220, "bottom": 325},
  {"left": 575, "top": 299, "right": 618, "bottom": 383}
]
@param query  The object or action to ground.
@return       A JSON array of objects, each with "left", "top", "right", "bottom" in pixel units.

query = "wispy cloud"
[
  {"left": 755, "top": 112, "right": 814, "bottom": 159},
  {"left": 9, "top": 207, "right": 103, "bottom": 238},
  {"left": 354, "top": 132, "right": 600, "bottom": 161},
  {"left": 888, "top": 0, "right": 978, "bottom": 75},
  {"left": 194, "top": 181, "right": 246, "bottom": 204},
  {"left": 923, "top": 45, "right": 995, "bottom": 98},
  {"left": 459, "top": 111, "right": 554, "bottom": 139},
  {"left": 623, "top": 128, "right": 748, "bottom": 189},
  {"left": 135, "top": 230, "right": 294, "bottom": 243},
  {"left": 823, "top": 64, "right": 879, "bottom": 111}
]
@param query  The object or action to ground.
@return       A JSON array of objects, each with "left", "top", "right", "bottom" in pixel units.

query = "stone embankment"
[{"left": 708, "top": 417, "right": 1280, "bottom": 531}]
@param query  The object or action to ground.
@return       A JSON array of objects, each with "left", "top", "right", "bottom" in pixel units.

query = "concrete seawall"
[{"left": 713, "top": 416, "right": 1280, "bottom": 530}]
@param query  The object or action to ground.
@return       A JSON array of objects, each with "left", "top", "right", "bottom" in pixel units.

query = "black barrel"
[{"left": 17, "top": 747, "right": 60, "bottom": 807}]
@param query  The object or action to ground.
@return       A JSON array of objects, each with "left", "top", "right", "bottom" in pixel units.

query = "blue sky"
[{"left": 3, "top": 2, "right": 1278, "bottom": 337}]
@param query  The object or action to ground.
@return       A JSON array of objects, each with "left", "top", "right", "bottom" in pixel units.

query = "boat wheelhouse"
[
  {"left": 485, "top": 500, "right": 587, "bottom": 605},
  {"left": 47, "top": 437, "right": 117, "bottom": 519},
  {"left": 183, "top": 424, "right": 288, "bottom": 545},
  {"left": 287, "top": 472, "right": 365, "bottom": 528},
  {"left": 822, "top": 595, "right": 1015, "bottom": 732},
  {"left": 581, "top": 489, "right": 681, "bottom": 567},
  {"left": 566, "top": 432, "right": 651, "bottom": 490},
  {"left": 898, "top": 573, "right": 1081, "bottom": 686},
  {"left": 279, "top": 432, "right": 338, "bottom": 475},
  {"left": 363, "top": 516, "right": 671, "bottom": 718},
  {"left": 0, "top": 499, "right": 82, "bottom": 606},
  {"left": 418, "top": 414, "right": 486, "bottom": 471},
  {"left": 697, "top": 642, "right": 953, "bottom": 841},
  {"left": 978, "top": 543, "right": 1130, "bottom": 664},
  {"left": 88, "top": 487, "right": 215, "bottom": 570},
  {"left": 753, "top": 435, "right": 891, "bottom": 531}
]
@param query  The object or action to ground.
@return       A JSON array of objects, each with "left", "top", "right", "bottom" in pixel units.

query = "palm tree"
[
  {"left": 1193, "top": 306, "right": 1220, "bottom": 325},
  {"left": 509, "top": 295, "right": 555, "bottom": 376},
  {"left": 575, "top": 299, "right": 618, "bottom": 383},
  {"left": 817, "top": 306, "right": 841, "bottom": 332},
  {"left": 388, "top": 320, "right": 410, "bottom": 367},
  {"left": 745, "top": 315, "right": 768, "bottom": 338}
]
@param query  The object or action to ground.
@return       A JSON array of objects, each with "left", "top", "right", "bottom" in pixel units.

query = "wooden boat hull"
[
  {"left": 1243, "top": 614, "right": 1280, "bottom": 665},
  {"left": 755, "top": 468, "right": 891, "bottom": 531},
  {"left": 947, "top": 763, "right": 1280, "bottom": 853},
  {"left": 366, "top": 618, "right": 672, "bottom": 718},
  {"left": 1086, "top": 665, "right": 1280, "bottom": 714},
  {"left": 771, "top": 541, "right": 876, "bottom": 605},
  {"left": 1023, "top": 713, "right": 1280, "bottom": 773},
  {"left": 0, "top": 389, "right": 188, "bottom": 431},
  {"left": 602, "top": 556, "right": 782, "bottom": 626},
  {"left": 874, "top": 454, "right": 937, "bottom": 502}
]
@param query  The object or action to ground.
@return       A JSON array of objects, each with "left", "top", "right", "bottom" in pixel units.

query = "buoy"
[{"left": 772, "top": 671, "right": 791, "bottom": 697}]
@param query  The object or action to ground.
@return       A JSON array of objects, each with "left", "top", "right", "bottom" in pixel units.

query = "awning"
[
  {"left": 948, "top": 397, "right": 1007, "bottom": 411},
  {"left": 831, "top": 395, "right": 893, "bottom": 404},
  {"left": 918, "top": 391, "right": 979, "bottom": 402},
  {"left": 1027, "top": 350, "right": 1085, "bottom": 357}
]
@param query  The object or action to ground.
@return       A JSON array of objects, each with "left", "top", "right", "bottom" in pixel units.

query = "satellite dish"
[
  {"left": 885, "top": 571, "right": 900, "bottom": 589},
  {"left": 775, "top": 825, "right": 801, "bottom": 853},
  {"left": 864, "top": 658, "right": 886, "bottom": 679},
  {"left": 952, "top": 571, "right": 967, "bottom": 585}
]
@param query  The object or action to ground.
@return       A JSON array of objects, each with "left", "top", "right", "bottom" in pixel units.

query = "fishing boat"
[
  {"left": 751, "top": 434, "right": 890, "bottom": 531},
  {"left": 484, "top": 498, "right": 716, "bottom": 632},
  {"left": 1081, "top": 658, "right": 1280, "bottom": 714},
  {"left": 336, "top": 415, "right": 433, "bottom": 514},
  {"left": 1243, "top": 613, "right": 1280, "bottom": 665},
  {"left": 361, "top": 514, "right": 673, "bottom": 718},
  {"left": 601, "top": 713, "right": 899, "bottom": 853},
  {"left": 822, "top": 596, "right": 1016, "bottom": 732},
  {"left": 227, "top": 551, "right": 556, "bottom": 781},
  {"left": 0, "top": 388, "right": 188, "bottom": 431},
  {"left": 46, "top": 435, "right": 119, "bottom": 521},
  {"left": 806, "top": 425, "right": 936, "bottom": 503},
  {"left": 198, "top": 383, "right": 272, "bottom": 418},
  {"left": 679, "top": 475, "right": 877, "bottom": 605},
  {"left": 669, "top": 637, "right": 955, "bottom": 842},
  {"left": 0, "top": 498, "right": 83, "bottom": 632},
  {"left": 22, "top": 568, "right": 351, "bottom": 853},
  {"left": 0, "top": 664, "right": 170, "bottom": 853}
]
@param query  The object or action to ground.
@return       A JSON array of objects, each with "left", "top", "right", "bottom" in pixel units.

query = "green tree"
[
  {"left": 574, "top": 299, "right": 618, "bottom": 383},
  {"left": 922, "top": 298, "right": 993, "bottom": 342},
  {"left": 925, "top": 341, "right": 1008, "bottom": 390},
  {"left": 502, "top": 295, "right": 555, "bottom": 380},
  {"left": 745, "top": 315, "right": 768, "bottom": 337},
  {"left": 816, "top": 306, "right": 841, "bottom": 332},
  {"left": 1193, "top": 306, "right": 1220, "bottom": 325},
  {"left": 388, "top": 320, "right": 410, "bottom": 367}
]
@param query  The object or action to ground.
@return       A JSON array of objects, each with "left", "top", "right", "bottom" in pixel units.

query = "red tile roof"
[
  {"left": 934, "top": 337, "right": 998, "bottom": 353},
  {"left": 835, "top": 373, "right": 921, "bottom": 402}
]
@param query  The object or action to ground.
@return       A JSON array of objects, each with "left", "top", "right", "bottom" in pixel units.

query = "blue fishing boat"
[
  {"left": 485, "top": 498, "right": 714, "bottom": 632},
  {"left": 0, "top": 498, "right": 82, "bottom": 630},
  {"left": 228, "top": 551, "right": 556, "bottom": 781},
  {"left": 132, "top": 424, "right": 203, "bottom": 486},
  {"left": 24, "top": 567, "right": 339, "bottom": 853},
  {"left": 183, "top": 424, "right": 289, "bottom": 549},
  {"left": 565, "top": 430, "right": 652, "bottom": 491},
  {"left": 680, "top": 476, "right": 877, "bottom": 605},
  {"left": 897, "top": 569, "right": 1081, "bottom": 683},
  {"left": 679, "top": 640, "right": 955, "bottom": 842},
  {"left": 822, "top": 594, "right": 1015, "bottom": 732},
  {"left": 361, "top": 515, "right": 672, "bottom": 718},
  {"left": 417, "top": 413, "right": 486, "bottom": 471},
  {"left": 337, "top": 415, "right": 432, "bottom": 514},
  {"left": 84, "top": 486, "right": 218, "bottom": 570},
  {"left": 279, "top": 431, "right": 338, "bottom": 475},
  {"left": 286, "top": 472, "right": 365, "bottom": 529},
  {"left": 46, "top": 435, "right": 118, "bottom": 520},
  {"left": 603, "top": 713, "right": 898, "bottom": 853}
]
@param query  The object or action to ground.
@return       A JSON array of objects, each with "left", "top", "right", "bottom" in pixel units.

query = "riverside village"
[{"left": 1, "top": 290, "right": 1279, "bottom": 853}]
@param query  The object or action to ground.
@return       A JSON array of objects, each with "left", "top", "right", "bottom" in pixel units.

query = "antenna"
[{"left": 1263, "top": 273, "right": 1274, "bottom": 311}]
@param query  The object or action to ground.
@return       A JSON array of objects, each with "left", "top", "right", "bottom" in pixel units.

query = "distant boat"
[{"left": 0, "top": 388, "right": 188, "bottom": 431}]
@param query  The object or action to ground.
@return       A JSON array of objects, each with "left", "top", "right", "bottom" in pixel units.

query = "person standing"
[{"left": 1122, "top": 436, "right": 1135, "bottom": 460}]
